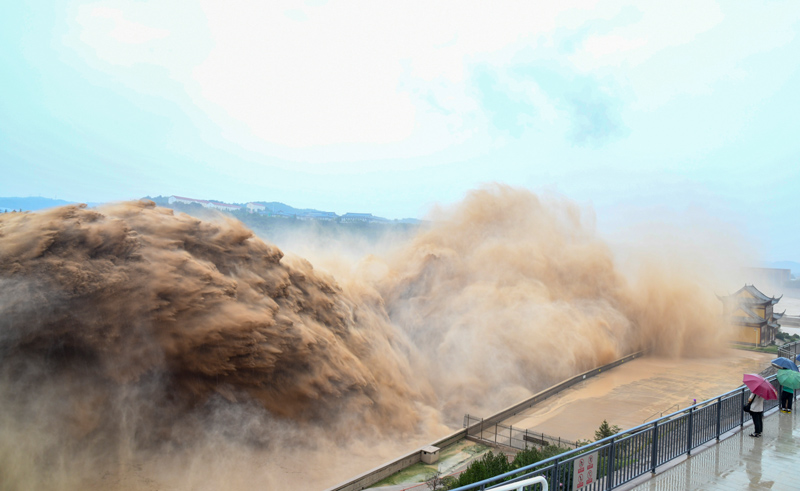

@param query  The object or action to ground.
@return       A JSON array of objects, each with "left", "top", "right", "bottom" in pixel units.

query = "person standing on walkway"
[
  {"left": 748, "top": 393, "right": 765, "bottom": 437},
  {"left": 780, "top": 385, "right": 793, "bottom": 413}
]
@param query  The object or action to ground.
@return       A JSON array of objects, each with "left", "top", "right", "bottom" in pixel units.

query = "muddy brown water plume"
[
  {"left": 0, "top": 188, "right": 736, "bottom": 490},
  {"left": 355, "top": 185, "right": 730, "bottom": 417},
  {"left": 0, "top": 201, "right": 424, "bottom": 440}
]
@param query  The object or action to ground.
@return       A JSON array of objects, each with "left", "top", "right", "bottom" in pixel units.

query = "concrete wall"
[
  {"left": 466, "top": 351, "right": 644, "bottom": 434},
  {"left": 325, "top": 351, "right": 644, "bottom": 491},
  {"left": 324, "top": 429, "right": 468, "bottom": 491}
]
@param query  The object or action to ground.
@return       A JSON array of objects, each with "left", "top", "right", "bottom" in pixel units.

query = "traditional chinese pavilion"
[{"left": 718, "top": 284, "right": 784, "bottom": 346}]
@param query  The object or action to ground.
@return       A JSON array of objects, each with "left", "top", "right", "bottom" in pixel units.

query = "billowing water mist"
[{"left": 0, "top": 186, "right": 737, "bottom": 489}]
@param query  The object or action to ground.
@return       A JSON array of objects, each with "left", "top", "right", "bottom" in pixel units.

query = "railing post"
[
  {"left": 650, "top": 421, "right": 659, "bottom": 474},
  {"left": 740, "top": 388, "right": 746, "bottom": 427},
  {"left": 553, "top": 458, "right": 559, "bottom": 491},
  {"left": 686, "top": 407, "right": 694, "bottom": 455},
  {"left": 606, "top": 438, "right": 615, "bottom": 490},
  {"left": 716, "top": 397, "right": 722, "bottom": 440},
  {"left": 480, "top": 417, "right": 484, "bottom": 438}
]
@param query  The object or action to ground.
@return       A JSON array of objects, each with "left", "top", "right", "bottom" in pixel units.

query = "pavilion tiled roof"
[{"left": 721, "top": 284, "right": 782, "bottom": 306}]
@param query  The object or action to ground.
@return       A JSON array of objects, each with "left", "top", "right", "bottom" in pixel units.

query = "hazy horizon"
[{"left": 2, "top": 2, "right": 799, "bottom": 259}]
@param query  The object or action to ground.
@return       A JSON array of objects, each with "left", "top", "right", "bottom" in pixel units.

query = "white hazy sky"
[{"left": 1, "top": 1, "right": 798, "bottom": 261}]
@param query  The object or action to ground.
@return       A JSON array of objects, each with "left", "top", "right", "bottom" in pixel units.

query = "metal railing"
[
  {"left": 778, "top": 340, "right": 800, "bottom": 361},
  {"left": 453, "top": 374, "right": 788, "bottom": 491},
  {"left": 642, "top": 404, "right": 679, "bottom": 423},
  {"left": 464, "top": 414, "right": 580, "bottom": 450},
  {"left": 486, "top": 476, "right": 548, "bottom": 491}
]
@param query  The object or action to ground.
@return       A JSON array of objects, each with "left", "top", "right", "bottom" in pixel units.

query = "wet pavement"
[
  {"left": 625, "top": 406, "right": 800, "bottom": 490},
  {"left": 368, "top": 350, "right": 776, "bottom": 491}
]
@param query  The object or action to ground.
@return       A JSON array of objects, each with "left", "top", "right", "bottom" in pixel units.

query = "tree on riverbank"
[
  {"left": 595, "top": 420, "right": 621, "bottom": 440},
  {"left": 448, "top": 420, "right": 622, "bottom": 489}
]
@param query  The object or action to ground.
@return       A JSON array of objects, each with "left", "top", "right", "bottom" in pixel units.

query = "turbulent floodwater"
[{"left": 0, "top": 185, "right": 743, "bottom": 489}]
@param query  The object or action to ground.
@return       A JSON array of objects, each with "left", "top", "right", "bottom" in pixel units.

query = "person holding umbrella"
[
  {"left": 777, "top": 369, "right": 800, "bottom": 413},
  {"left": 780, "top": 386, "right": 793, "bottom": 413},
  {"left": 771, "top": 358, "right": 799, "bottom": 413},
  {"left": 771, "top": 357, "right": 799, "bottom": 372},
  {"left": 743, "top": 373, "right": 778, "bottom": 438},
  {"left": 747, "top": 392, "right": 765, "bottom": 437}
]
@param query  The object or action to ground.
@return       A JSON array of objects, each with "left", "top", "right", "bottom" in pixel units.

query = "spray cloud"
[{"left": 0, "top": 186, "right": 739, "bottom": 489}]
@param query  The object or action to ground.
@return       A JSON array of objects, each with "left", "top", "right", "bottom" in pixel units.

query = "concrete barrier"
[
  {"left": 467, "top": 351, "right": 645, "bottom": 433},
  {"left": 324, "top": 429, "right": 468, "bottom": 491},
  {"left": 326, "top": 351, "right": 645, "bottom": 491}
]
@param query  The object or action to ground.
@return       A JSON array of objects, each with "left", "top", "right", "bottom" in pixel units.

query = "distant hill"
[
  {"left": 0, "top": 195, "right": 421, "bottom": 224},
  {"left": 145, "top": 195, "right": 421, "bottom": 224},
  {"left": 0, "top": 197, "right": 75, "bottom": 212},
  {"left": 148, "top": 196, "right": 345, "bottom": 217}
]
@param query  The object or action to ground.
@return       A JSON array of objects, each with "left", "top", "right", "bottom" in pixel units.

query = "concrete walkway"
[{"left": 624, "top": 407, "right": 800, "bottom": 490}]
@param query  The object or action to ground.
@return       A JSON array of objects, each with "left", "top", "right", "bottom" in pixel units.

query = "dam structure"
[{"left": 332, "top": 348, "right": 785, "bottom": 491}]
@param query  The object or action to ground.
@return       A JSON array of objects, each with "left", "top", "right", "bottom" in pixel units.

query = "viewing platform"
[
  {"left": 347, "top": 350, "right": 776, "bottom": 491},
  {"left": 627, "top": 406, "right": 799, "bottom": 490}
]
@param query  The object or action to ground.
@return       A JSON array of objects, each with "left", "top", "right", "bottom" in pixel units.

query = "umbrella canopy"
[
  {"left": 771, "top": 357, "right": 799, "bottom": 372},
  {"left": 743, "top": 373, "right": 778, "bottom": 400},
  {"left": 777, "top": 369, "right": 800, "bottom": 390}
]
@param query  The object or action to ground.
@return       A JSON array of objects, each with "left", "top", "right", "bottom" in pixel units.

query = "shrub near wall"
[{"left": 447, "top": 445, "right": 570, "bottom": 490}]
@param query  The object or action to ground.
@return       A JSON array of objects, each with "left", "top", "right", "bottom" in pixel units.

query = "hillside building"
[
  {"left": 246, "top": 202, "right": 266, "bottom": 213},
  {"left": 168, "top": 195, "right": 209, "bottom": 206},
  {"left": 297, "top": 211, "right": 338, "bottom": 221},
  {"left": 341, "top": 212, "right": 374, "bottom": 223},
  {"left": 206, "top": 201, "right": 241, "bottom": 211},
  {"left": 168, "top": 196, "right": 241, "bottom": 212}
]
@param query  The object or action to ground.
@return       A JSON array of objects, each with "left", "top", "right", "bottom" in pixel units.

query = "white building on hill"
[
  {"left": 340, "top": 212, "right": 373, "bottom": 222},
  {"left": 246, "top": 202, "right": 266, "bottom": 213},
  {"left": 206, "top": 201, "right": 241, "bottom": 211},
  {"left": 169, "top": 195, "right": 209, "bottom": 206},
  {"left": 168, "top": 196, "right": 241, "bottom": 212}
]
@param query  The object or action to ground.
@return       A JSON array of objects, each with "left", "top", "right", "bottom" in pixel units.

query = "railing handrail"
[
  {"left": 450, "top": 374, "right": 781, "bottom": 491},
  {"left": 483, "top": 476, "right": 548, "bottom": 491},
  {"left": 643, "top": 403, "right": 679, "bottom": 423},
  {"left": 778, "top": 339, "right": 800, "bottom": 359},
  {"left": 464, "top": 415, "right": 581, "bottom": 449}
]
